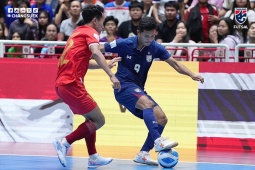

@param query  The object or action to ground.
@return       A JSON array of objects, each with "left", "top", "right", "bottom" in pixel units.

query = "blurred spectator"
[
  {"left": 156, "top": 1, "right": 179, "bottom": 43},
  {"left": 245, "top": 22, "right": 255, "bottom": 62},
  {"left": 186, "top": 0, "right": 219, "bottom": 43},
  {"left": 184, "top": 0, "right": 193, "bottom": 9},
  {"left": 54, "top": 0, "right": 71, "bottom": 26},
  {"left": 104, "top": 0, "right": 130, "bottom": 26},
  {"left": 224, "top": 0, "right": 255, "bottom": 24},
  {"left": 198, "top": 23, "right": 218, "bottom": 61},
  {"left": 251, "top": 0, "right": 255, "bottom": 9},
  {"left": 247, "top": 22, "right": 255, "bottom": 44},
  {"left": 35, "top": 23, "right": 63, "bottom": 58},
  {"left": 208, "top": 24, "right": 218, "bottom": 43},
  {"left": 117, "top": 1, "right": 143, "bottom": 38},
  {"left": 81, "top": 0, "right": 104, "bottom": 8},
  {"left": 100, "top": 16, "right": 121, "bottom": 42},
  {"left": 7, "top": 31, "right": 24, "bottom": 58},
  {"left": 4, "top": 0, "right": 19, "bottom": 28},
  {"left": 224, "top": 0, "right": 255, "bottom": 43},
  {"left": 190, "top": 0, "right": 224, "bottom": 11},
  {"left": 38, "top": 10, "right": 51, "bottom": 40},
  {"left": 168, "top": 21, "right": 198, "bottom": 61},
  {"left": 219, "top": 0, "right": 233, "bottom": 17},
  {"left": 0, "top": 23, "right": 7, "bottom": 40},
  {"left": 8, "top": 0, "right": 39, "bottom": 40},
  {"left": 31, "top": 0, "right": 54, "bottom": 21},
  {"left": 58, "top": 0, "right": 82, "bottom": 41},
  {"left": 216, "top": 18, "right": 240, "bottom": 61},
  {"left": 153, "top": 0, "right": 185, "bottom": 24},
  {"left": 49, "top": 0, "right": 60, "bottom": 15},
  {"left": 219, "top": 0, "right": 255, "bottom": 17},
  {"left": 142, "top": 0, "right": 153, "bottom": 17},
  {"left": 0, "top": 0, "right": 7, "bottom": 23}
]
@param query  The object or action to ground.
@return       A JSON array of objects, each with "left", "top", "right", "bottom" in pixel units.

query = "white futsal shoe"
[
  {"left": 88, "top": 155, "right": 113, "bottom": 168},
  {"left": 53, "top": 138, "right": 69, "bottom": 167},
  {"left": 154, "top": 137, "right": 178, "bottom": 152},
  {"left": 133, "top": 151, "right": 158, "bottom": 166}
]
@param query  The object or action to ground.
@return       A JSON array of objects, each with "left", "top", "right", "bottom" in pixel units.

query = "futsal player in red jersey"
[{"left": 53, "top": 4, "right": 121, "bottom": 168}]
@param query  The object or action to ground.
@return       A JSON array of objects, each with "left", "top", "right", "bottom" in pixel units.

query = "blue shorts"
[{"left": 114, "top": 82, "right": 158, "bottom": 119}]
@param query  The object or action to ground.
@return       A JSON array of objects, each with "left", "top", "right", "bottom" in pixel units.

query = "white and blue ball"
[{"left": 157, "top": 149, "right": 179, "bottom": 168}]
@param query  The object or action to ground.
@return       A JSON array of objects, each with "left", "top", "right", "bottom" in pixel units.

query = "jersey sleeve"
[
  {"left": 86, "top": 28, "right": 100, "bottom": 47},
  {"left": 104, "top": 39, "right": 124, "bottom": 53},
  {"left": 156, "top": 43, "right": 171, "bottom": 60}
]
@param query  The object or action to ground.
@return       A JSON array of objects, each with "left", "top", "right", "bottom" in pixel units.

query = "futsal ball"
[{"left": 157, "top": 149, "right": 179, "bottom": 168}]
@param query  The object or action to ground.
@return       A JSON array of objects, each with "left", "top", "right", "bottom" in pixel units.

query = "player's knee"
[
  {"left": 143, "top": 100, "right": 155, "bottom": 109},
  {"left": 95, "top": 117, "right": 105, "bottom": 129},
  {"left": 157, "top": 116, "right": 168, "bottom": 126}
]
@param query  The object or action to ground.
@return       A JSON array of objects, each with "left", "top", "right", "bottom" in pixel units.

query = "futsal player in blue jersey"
[{"left": 102, "top": 17, "right": 204, "bottom": 166}]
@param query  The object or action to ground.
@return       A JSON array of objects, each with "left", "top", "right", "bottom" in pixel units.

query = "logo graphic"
[
  {"left": 235, "top": 8, "right": 247, "bottom": 25},
  {"left": 134, "top": 88, "right": 141, "bottom": 92},
  {"left": 93, "top": 33, "right": 99, "bottom": 41},
  {"left": 33, "top": 8, "right": 38, "bottom": 13},
  {"left": 14, "top": 8, "right": 19, "bottom": 13},
  {"left": 27, "top": 8, "right": 32, "bottom": 13},
  {"left": 8, "top": 8, "right": 13, "bottom": 13},
  {"left": 146, "top": 55, "right": 152, "bottom": 62},
  {"left": 6, "top": 8, "right": 38, "bottom": 18}
]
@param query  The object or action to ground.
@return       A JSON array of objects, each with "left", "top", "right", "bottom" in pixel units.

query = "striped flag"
[
  {"left": 0, "top": 59, "right": 72, "bottom": 143},
  {"left": 198, "top": 62, "right": 255, "bottom": 151}
]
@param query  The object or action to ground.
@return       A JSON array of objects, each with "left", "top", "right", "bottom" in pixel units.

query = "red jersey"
[
  {"left": 186, "top": 5, "right": 218, "bottom": 43},
  {"left": 55, "top": 26, "right": 100, "bottom": 87}
]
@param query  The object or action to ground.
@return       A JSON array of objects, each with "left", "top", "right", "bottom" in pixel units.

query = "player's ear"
[{"left": 92, "top": 17, "right": 97, "bottom": 24}]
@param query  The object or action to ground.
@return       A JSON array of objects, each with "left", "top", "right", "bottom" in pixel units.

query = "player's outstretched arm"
[
  {"left": 90, "top": 44, "right": 121, "bottom": 90},
  {"left": 165, "top": 57, "right": 204, "bottom": 83},
  {"left": 88, "top": 57, "right": 121, "bottom": 69}
]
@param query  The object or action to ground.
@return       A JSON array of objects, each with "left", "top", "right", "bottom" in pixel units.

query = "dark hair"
[
  {"left": 18, "top": 0, "right": 30, "bottom": 8},
  {"left": 77, "top": 19, "right": 85, "bottom": 26},
  {"left": 164, "top": 1, "right": 179, "bottom": 10},
  {"left": 12, "top": 31, "right": 24, "bottom": 40},
  {"left": 82, "top": 5, "right": 104, "bottom": 24},
  {"left": 103, "top": 16, "right": 119, "bottom": 26},
  {"left": 70, "top": 0, "right": 81, "bottom": 9},
  {"left": 0, "top": 23, "right": 6, "bottom": 39},
  {"left": 138, "top": 17, "right": 157, "bottom": 32},
  {"left": 232, "top": 0, "right": 251, "bottom": 12},
  {"left": 129, "top": 1, "right": 144, "bottom": 11},
  {"left": 176, "top": 21, "right": 190, "bottom": 43},
  {"left": 39, "top": 10, "right": 51, "bottom": 23},
  {"left": 249, "top": 21, "right": 255, "bottom": 28},
  {"left": 218, "top": 17, "right": 235, "bottom": 42},
  {"left": 46, "top": 23, "right": 59, "bottom": 33},
  {"left": 230, "top": 0, "right": 250, "bottom": 42},
  {"left": 208, "top": 23, "right": 218, "bottom": 43}
]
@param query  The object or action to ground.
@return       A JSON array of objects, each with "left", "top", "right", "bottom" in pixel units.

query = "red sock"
[
  {"left": 85, "top": 131, "right": 97, "bottom": 155},
  {"left": 66, "top": 121, "right": 96, "bottom": 145}
]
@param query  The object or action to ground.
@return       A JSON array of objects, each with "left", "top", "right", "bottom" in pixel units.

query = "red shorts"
[{"left": 56, "top": 81, "right": 97, "bottom": 115}]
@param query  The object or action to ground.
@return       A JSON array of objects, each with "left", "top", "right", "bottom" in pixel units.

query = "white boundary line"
[{"left": 0, "top": 153, "right": 255, "bottom": 167}]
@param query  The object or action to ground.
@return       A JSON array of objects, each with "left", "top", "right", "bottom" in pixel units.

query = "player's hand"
[
  {"left": 108, "top": 57, "right": 121, "bottom": 69},
  {"left": 191, "top": 74, "right": 204, "bottom": 84},
  {"left": 110, "top": 74, "right": 121, "bottom": 91}
]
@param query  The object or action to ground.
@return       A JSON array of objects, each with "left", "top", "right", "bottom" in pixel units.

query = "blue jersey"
[{"left": 104, "top": 36, "right": 171, "bottom": 89}]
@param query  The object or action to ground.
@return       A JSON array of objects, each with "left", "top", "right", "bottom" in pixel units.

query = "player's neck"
[{"left": 137, "top": 43, "right": 145, "bottom": 51}]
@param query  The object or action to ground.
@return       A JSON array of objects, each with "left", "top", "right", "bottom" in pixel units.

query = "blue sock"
[
  {"left": 143, "top": 108, "right": 160, "bottom": 142},
  {"left": 141, "top": 124, "right": 165, "bottom": 152}
]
